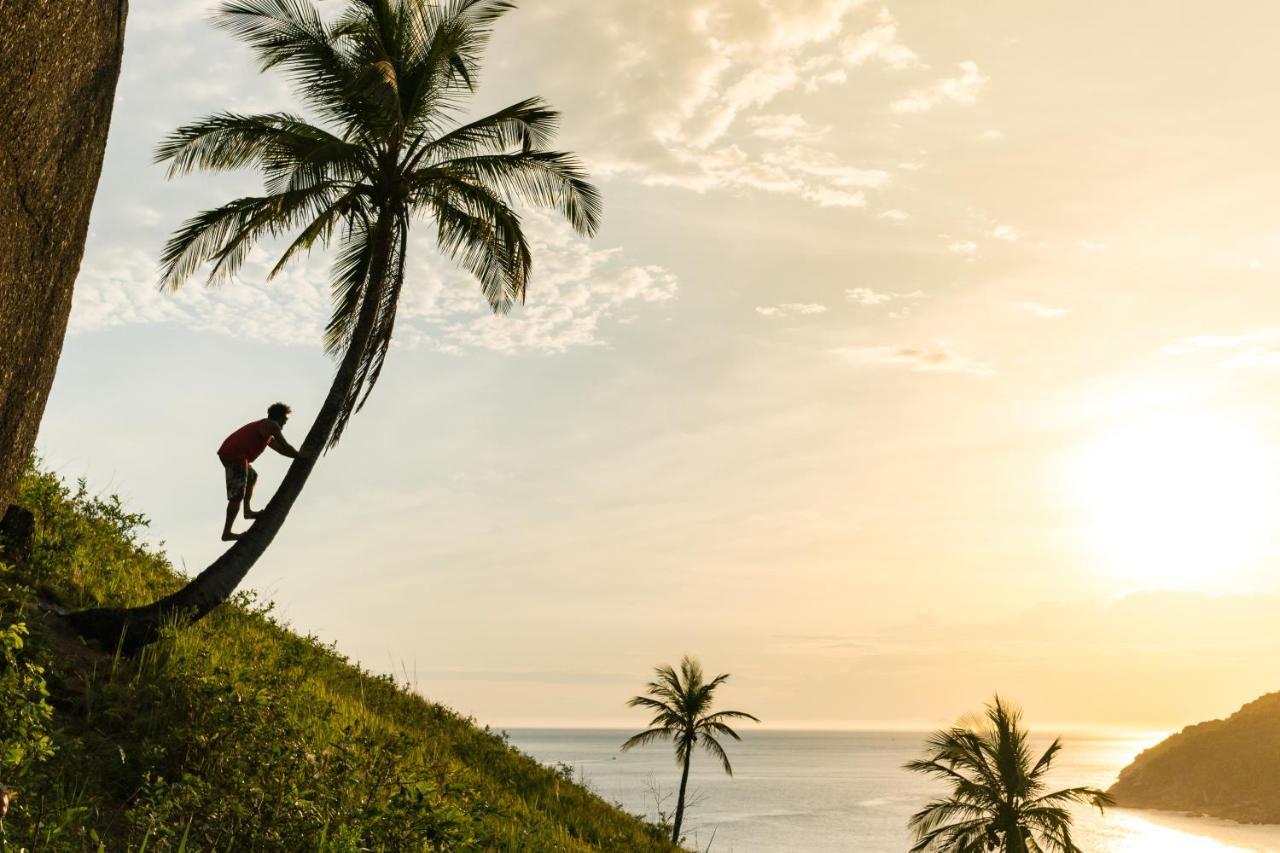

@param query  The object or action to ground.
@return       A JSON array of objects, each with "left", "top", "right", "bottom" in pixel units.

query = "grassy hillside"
[
  {"left": 0, "top": 466, "right": 676, "bottom": 851},
  {"left": 1109, "top": 691, "right": 1280, "bottom": 824}
]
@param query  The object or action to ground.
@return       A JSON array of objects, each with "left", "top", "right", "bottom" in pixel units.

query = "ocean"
[{"left": 504, "top": 729, "right": 1280, "bottom": 852}]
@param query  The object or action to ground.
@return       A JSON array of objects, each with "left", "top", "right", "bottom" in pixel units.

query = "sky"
[{"left": 38, "top": 0, "right": 1280, "bottom": 731}]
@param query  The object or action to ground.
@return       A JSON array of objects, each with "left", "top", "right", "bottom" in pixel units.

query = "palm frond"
[
  {"left": 214, "top": 0, "right": 372, "bottom": 133},
  {"left": 426, "top": 152, "right": 601, "bottom": 236},
  {"left": 347, "top": 214, "right": 409, "bottom": 418},
  {"left": 702, "top": 709, "right": 762, "bottom": 725},
  {"left": 155, "top": 112, "right": 368, "bottom": 185},
  {"left": 422, "top": 179, "right": 530, "bottom": 313},
  {"left": 323, "top": 219, "right": 374, "bottom": 358},
  {"left": 699, "top": 733, "right": 734, "bottom": 775},
  {"left": 159, "top": 186, "right": 341, "bottom": 290},
  {"left": 621, "top": 727, "right": 673, "bottom": 752},
  {"left": 403, "top": 97, "right": 559, "bottom": 171}
]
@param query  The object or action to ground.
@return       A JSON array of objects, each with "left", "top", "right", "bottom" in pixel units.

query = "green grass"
[{"left": 0, "top": 465, "right": 676, "bottom": 852}]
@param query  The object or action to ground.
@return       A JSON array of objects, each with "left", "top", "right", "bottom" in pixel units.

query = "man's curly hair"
[{"left": 267, "top": 402, "right": 291, "bottom": 421}]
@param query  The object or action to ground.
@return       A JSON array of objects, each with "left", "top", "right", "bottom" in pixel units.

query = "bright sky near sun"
[{"left": 38, "top": 0, "right": 1280, "bottom": 730}]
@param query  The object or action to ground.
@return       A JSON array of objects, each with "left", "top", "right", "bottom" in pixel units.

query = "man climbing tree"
[
  {"left": 66, "top": 0, "right": 601, "bottom": 652},
  {"left": 217, "top": 402, "right": 302, "bottom": 541}
]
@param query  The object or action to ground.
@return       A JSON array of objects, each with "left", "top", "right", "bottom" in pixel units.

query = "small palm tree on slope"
[
  {"left": 66, "top": 0, "right": 599, "bottom": 651},
  {"left": 904, "top": 696, "right": 1113, "bottom": 853},
  {"left": 622, "top": 656, "right": 759, "bottom": 846}
]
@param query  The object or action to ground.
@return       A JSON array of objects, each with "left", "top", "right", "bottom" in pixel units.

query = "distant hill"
[
  {"left": 0, "top": 466, "right": 675, "bottom": 851},
  {"left": 1109, "top": 692, "right": 1280, "bottom": 824}
]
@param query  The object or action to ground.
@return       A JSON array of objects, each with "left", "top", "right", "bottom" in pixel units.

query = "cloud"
[
  {"left": 838, "top": 8, "right": 920, "bottom": 69},
  {"left": 1162, "top": 330, "right": 1280, "bottom": 370},
  {"left": 749, "top": 113, "right": 830, "bottom": 142},
  {"left": 70, "top": 213, "right": 677, "bottom": 355},
  {"left": 889, "top": 60, "right": 986, "bottom": 114},
  {"left": 1077, "top": 240, "right": 1108, "bottom": 252},
  {"left": 846, "top": 287, "right": 924, "bottom": 306},
  {"left": 830, "top": 343, "right": 993, "bottom": 375},
  {"left": 947, "top": 240, "right": 978, "bottom": 254},
  {"left": 756, "top": 303, "right": 828, "bottom": 318},
  {"left": 1019, "top": 302, "right": 1071, "bottom": 319},
  {"left": 990, "top": 224, "right": 1019, "bottom": 242},
  {"left": 878, "top": 208, "right": 910, "bottom": 221},
  {"left": 514, "top": 1, "right": 947, "bottom": 209}
]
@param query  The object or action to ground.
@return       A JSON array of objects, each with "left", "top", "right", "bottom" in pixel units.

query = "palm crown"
[
  {"left": 904, "top": 697, "right": 1113, "bottom": 853},
  {"left": 622, "top": 656, "right": 759, "bottom": 774},
  {"left": 155, "top": 0, "right": 601, "bottom": 444}
]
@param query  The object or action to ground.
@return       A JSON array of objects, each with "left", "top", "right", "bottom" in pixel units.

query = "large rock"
[
  {"left": 1109, "top": 692, "right": 1280, "bottom": 824},
  {"left": 0, "top": 0, "right": 128, "bottom": 510}
]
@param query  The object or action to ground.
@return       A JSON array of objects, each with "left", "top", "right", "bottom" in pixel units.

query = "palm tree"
[
  {"left": 66, "top": 0, "right": 599, "bottom": 651},
  {"left": 622, "top": 656, "right": 759, "bottom": 846},
  {"left": 904, "top": 696, "right": 1113, "bottom": 853}
]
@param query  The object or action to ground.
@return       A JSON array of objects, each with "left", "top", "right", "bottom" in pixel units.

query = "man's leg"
[
  {"left": 243, "top": 465, "right": 260, "bottom": 519},
  {"left": 221, "top": 460, "right": 245, "bottom": 540},
  {"left": 222, "top": 499, "right": 242, "bottom": 541}
]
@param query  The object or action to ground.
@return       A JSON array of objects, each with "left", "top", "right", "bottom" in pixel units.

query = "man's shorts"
[{"left": 223, "top": 460, "right": 258, "bottom": 501}]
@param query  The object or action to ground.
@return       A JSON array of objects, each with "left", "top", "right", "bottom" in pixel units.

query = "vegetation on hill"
[
  {"left": 0, "top": 464, "right": 675, "bottom": 851},
  {"left": 1108, "top": 692, "right": 1280, "bottom": 824}
]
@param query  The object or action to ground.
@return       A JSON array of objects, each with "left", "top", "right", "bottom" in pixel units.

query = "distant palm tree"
[
  {"left": 67, "top": 0, "right": 599, "bottom": 651},
  {"left": 622, "top": 656, "right": 759, "bottom": 845},
  {"left": 904, "top": 696, "right": 1113, "bottom": 853}
]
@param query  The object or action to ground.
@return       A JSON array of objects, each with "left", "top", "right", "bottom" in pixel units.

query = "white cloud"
[
  {"left": 846, "top": 287, "right": 924, "bottom": 306},
  {"left": 831, "top": 343, "right": 993, "bottom": 375},
  {"left": 890, "top": 61, "right": 986, "bottom": 114},
  {"left": 1077, "top": 240, "right": 1108, "bottom": 252},
  {"left": 756, "top": 303, "right": 829, "bottom": 318},
  {"left": 1019, "top": 302, "right": 1071, "bottom": 319},
  {"left": 878, "top": 208, "right": 910, "bottom": 221},
  {"left": 1161, "top": 330, "right": 1280, "bottom": 370},
  {"left": 70, "top": 214, "right": 677, "bottom": 356},
  {"left": 991, "top": 224, "right": 1019, "bottom": 242},
  {"left": 802, "top": 186, "right": 868, "bottom": 208},
  {"left": 947, "top": 240, "right": 978, "bottom": 254},
  {"left": 767, "top": 146, "right": 891, "bottom": 188},
  {"left": 838, "top": 9, "right": 920, "bottom": 69},
  {"left": 980, "top": 129, "right": 1004, "bottom": 140},
  {"left": 749, "top": 113, "right": 830, "bottom": 142},
  {"left": 519, "top": 1, "right": 941, "bottom": 209}
]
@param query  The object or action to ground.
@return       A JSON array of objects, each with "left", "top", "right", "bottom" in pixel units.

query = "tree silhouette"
[
  {"left": 622, "top": 656, "right": 759, "bottom": 845},
  {"left": 905, "top": 696, "right": 1112, "bottom": 852},
  {"left": 68, "top": 0, "right": 599, "bottom": 651}
]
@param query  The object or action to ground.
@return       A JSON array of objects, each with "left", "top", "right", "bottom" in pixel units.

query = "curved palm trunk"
[
  {"left": 672, "top": 750, "right": 692, "bottom": 845},
  {"left": 66, "top": 213, "right": 394, "bottom": 653}
]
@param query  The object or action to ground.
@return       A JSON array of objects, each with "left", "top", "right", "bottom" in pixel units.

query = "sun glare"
[{"left": 1070, "top": 414, "right": 1279, "bottom": 589}]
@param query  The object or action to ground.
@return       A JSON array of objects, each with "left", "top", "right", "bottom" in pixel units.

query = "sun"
[{"left": 1069, "top": 413, "right": 1279, "bottom": 589}]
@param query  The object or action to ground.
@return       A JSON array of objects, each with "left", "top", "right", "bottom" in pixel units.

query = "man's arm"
[{"left": 264, "top": 421, "right": 303, "bottom": 459}]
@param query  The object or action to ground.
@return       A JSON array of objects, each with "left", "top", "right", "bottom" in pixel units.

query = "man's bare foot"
[
  {"left": 244, "top": 509, "right": 260, "bottom": 520},
  {"left": 221, "top": 531, "right": 242, "bottom": 541}
]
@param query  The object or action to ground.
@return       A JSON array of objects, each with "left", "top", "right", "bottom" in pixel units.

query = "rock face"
[
  {"left": 1109, "top": 692, "right": 1280, "bottom": 824},
  {"left": 0, "top": 0, "right": 128, "bottom": 510}
]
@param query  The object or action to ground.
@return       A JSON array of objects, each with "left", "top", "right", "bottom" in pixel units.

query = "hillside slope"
[
  {"left": 0, "top": 466, "right": 675, "bottom": 851},
  {"left": 1109, "top": 692, "right": 1280, "bottom": 825}
]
